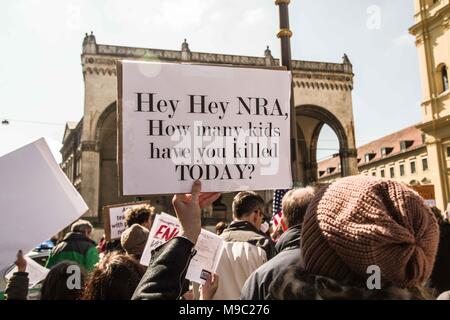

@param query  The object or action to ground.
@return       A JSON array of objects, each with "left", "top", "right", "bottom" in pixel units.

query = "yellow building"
[
  {"left": 410, "top": 0, "right": 450, "bottom": 211},
  {"left": 318, "top": 125, "right": 437, "bottom": 206}
]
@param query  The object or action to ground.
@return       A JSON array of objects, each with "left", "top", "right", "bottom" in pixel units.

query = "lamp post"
[{"left": 275, "top": 0, "right": 300, "bottom": 184}]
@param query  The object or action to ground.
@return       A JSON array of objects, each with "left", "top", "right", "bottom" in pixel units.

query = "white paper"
[
  {"left": 120, "top": 61, "right": 292, "bottom": 195},
  {"left": 5, "top": 256, "right": 49, "bottom": 288},
  {"left": 108, "top": 204, "right": 143, "bottom": 240},
  {"left": 0, "top": 138, "right": 89, "bottom": 269},
  {"left": 140, "top": 212, "right": 224, "bottom": 284},
  {"left": 184, "top": 229, "right": 224, "bottom": 285}
]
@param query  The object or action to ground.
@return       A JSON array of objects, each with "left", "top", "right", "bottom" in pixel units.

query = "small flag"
[{"left": 272, "top": 189, "right": 288, "bottom": 232}]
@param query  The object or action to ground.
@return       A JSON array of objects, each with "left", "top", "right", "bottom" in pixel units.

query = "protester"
[
  {"left": 267, "top": 176, "right": 439, "bottom": 300},
  {"left": 45, "top": 219, "right": 99, "bottom": 272},
  {"left": 120, "top": 223, "right": 150, "bottom": 260},
  {"left": 5, "top": 250, "right": 86, "bottom": 300},
  {"left": 212, "top": 191, "right": 275, "bottom": 300},
  {"left": 81, "top": 251, "right": 146, "bottom": 300},
  {"left": 215, "top": 221, "right": 228, "bottom": 235},
  {"left": 40, "top": 261, "right": 86, "bottom": 300},
  {"left": 428, "top": 211, "right": 450, "bottom": 294},
  {"left": 240, "top": 187, "right": 316, "bottom": 300},
  {"left": 125, "top": 204, "right": 156, "bottom": 230},
  {"left": 132, "top": 181, "right": 220, "bottom": 300}
]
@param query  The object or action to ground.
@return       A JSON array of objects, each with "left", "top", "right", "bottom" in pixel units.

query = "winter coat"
[
  {"left": 240, "top": 226, "right": 302, "bottom": 300},
  {"left": 46, "top": 232, "right": 99, "bottom": 272},
  {"left": 268, "top": 266, "right": 432, "bottom": 300},
  {"left": 132, "top": 236, "right": 196, "bottom": 300},
  {"left": 4, "top": 272, "right": 29, "bottom": 300},
  {"left": 213, "top": 221, "right": 275, "bottom": 300}
]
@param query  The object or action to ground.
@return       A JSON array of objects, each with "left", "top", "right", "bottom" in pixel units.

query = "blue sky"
[{"left": 0, "top": 0, "right": 421, "bottom": 162}]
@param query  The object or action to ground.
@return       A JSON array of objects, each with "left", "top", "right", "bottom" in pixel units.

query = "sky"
[{"left": 0, "top": 0, "right": 421, "bottom": 162}]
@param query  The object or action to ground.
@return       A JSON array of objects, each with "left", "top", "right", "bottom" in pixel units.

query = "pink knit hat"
[{"left": 301, "top": 175, "right": 439, "bottom": 288}]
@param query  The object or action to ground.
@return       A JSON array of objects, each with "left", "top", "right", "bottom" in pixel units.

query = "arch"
[
  {"left": 95, "top": 102, "right": 116, "bottom": 142},
  {"left": 296, "top": 104, "right": 354, "bottom": 179}
]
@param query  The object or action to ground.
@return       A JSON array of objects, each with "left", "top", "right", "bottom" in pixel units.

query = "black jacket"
[
  {"left": 4, "top": 272, "right": 29, "bottom": 300},
  {"left": 132, "top": 236, "right": 196, "bottom": 300},
  {"left": 429, "top": 223, "right": 450, "bottom": 294},
  {"left": 221, "top": 221, "right": 276, "bottom": 260},
  {"left": 240, "top": 226, "right": 302, "bottom": 300}
]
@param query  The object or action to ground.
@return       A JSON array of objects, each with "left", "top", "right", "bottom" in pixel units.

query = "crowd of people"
[{"left": 4, "top": 176, "right": 450, "bottom": 300}]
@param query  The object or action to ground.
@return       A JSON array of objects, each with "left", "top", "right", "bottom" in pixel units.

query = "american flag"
[{"left": 272, "top": 189, "right": 289, "bottom": 232}]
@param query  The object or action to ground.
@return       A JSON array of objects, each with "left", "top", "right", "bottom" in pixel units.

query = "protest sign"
[
  {"left": 140, "top": 213, "right": 180, "bottom": 266},
  {"left": 118, "top": 61, "right": 292, "bottom": 195},
  {"left": 6, "top": 256, "right": 49, "bottom": 288},
  {"left": 0, "top": 138, "right": 88, "bottom": 269},
  {"left": 103, "top": 201, "right": 151, "bottom": 241},
  {"left": 140, "top": 213, "right": 224, "bottom": 284}
]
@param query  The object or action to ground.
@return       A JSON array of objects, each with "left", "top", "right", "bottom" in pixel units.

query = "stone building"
[
  {"left": 410, "top": 0, "right": 450, "bottom": 211},
  {"left": 61, "top": 32, "right": 358, "bottom": 225}
]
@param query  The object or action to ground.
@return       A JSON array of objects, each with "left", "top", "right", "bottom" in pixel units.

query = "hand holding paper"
[{"left": 172, "top": 180, "right": 220, "bottom": 244}]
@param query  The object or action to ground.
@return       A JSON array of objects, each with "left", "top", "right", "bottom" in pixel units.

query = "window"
[
  {"left": 400, "top": 164, "right": 405, "bottom": 176},
  {"left": 410, "top": 161, "right": 416, "bottom": 174},
  {"left": 447, "top": 147, "right": 450, "bottom": 158},
  {"left": 390, "top": 167, "right": 395, "bottom": 178},
  {"left": 372, "top": 171, "right": 376, "bottom": 177},
  {"left": 380, "top": 169, "right": 385, "bottom": 178},
  {"left": 422, "top": 158, "right": 429, "bottom": 171},
  {"left": 442, "top": 65, "right": 449, "bottom": 92},
  {"left": 365, "top": 153, "right": 376, "bottom": 163},
  {"left": 400, "top": 140, "right": 414, "bottom": 151}
]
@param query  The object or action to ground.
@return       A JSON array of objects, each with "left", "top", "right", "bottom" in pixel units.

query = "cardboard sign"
[
  {"left": 140, "top": 213, "right": 224, "bottom": 284},
  {"left": 0, "top": 139, "right": 88, "bottom": 269},
  {"left": 118, "top": 61, "right": 292, "bottom": 195},
  {"left": 103, "top": 201, "right": 151, "bottom": 241}
]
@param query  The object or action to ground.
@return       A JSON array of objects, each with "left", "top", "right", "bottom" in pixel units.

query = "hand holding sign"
[{"left": 172, "top": 180, "right": 220, "bottom": 244}]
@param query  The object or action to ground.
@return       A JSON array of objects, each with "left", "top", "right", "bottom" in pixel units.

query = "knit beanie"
[
  {"left": 120, "top": 224, "right": 150, "bottom": 257},
  {"left": 301, "top": 175, "right": 439, "bottom": 288}
]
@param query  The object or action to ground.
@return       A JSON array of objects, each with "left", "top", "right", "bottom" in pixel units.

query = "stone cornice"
[{"left": 82, "top": 44, "right": 353, "bottom": 76}]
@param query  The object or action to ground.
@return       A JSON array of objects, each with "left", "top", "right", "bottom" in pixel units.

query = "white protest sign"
[
  {"left": 5, "top": 256, "right": 49, "bottom": 288},
  {"left": 103, "top": 202, "right": 150, "bottom": 241},
  {"left": 140, "top": 213, "right": 180, "bottom": 266},
  {"left": 118, "top": 61, "right": 292, "bottom": 195},
  {"left": 140, "top": 212, "right": 224, "bottom": 284},
  {"left": 0, "top": 138, "right": 89, "bottom": 269}
]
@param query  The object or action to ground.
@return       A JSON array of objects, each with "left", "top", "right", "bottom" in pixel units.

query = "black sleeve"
[
  {"left": 5, "top": 272, "right": 29, "bottom": 300},
  {"left": 240, "top": 271, "right": 260, "bottom": 300},
  {"left": 131, "top": 237, "right": 196, "bottom": 300}
]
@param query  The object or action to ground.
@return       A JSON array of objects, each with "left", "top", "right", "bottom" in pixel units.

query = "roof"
[{"left": 318, "top": 124, "right": 425, "bottom": 178}]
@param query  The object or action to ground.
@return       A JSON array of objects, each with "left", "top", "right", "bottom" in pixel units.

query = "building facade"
[
  {"left": 61, "top": 33, "right": 359, "bottom": 224},
  {"left": 410, "top": 0, "right": 450, "bottom": 210},
  {"left": 317, "top": 125, "right": 437, "bottom": 205}
]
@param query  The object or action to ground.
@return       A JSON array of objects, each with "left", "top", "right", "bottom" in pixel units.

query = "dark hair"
[
  {"left": 282, "top": 187, "right": 316, "bottom": 228},
  {"left": 41, "top": 261, "right": 86, "bottom": 300},
  {"left": 232, "top": 191, "right": 265, "bottom": 219},
  {"left": 81, "top": 252, "right": 145, "bottom": 300},
  {"left": 215, "top": 221, "right": 228, "bottom": 235},
  {"left": 125, "top": 204, "right": 155, "bottom": 227}
]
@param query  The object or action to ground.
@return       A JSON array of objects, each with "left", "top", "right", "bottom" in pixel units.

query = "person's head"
[
  {"left": 125, "top": 204, "right": 155, "bottom": 230},
  {"left": 431, "top": 206, "right": 444, "bottom": 224},
  {"left": 300, "top": 176, "right": 439, "bottom": 289},
  {"left": 120, "top": 223, "right": 150, "bottom": 259},
  {"left": 71, "top": 219, "right": 93, "bottom": 239},
  {"left": 41, "top": 261, "right": 86, "bottom": 300},
  {"left": 215, "top": 221, "right": 228, "bottom": 235},
  {"left": 281, "top": 187, "right": 316, "bottom": 228},
  {"left": 81, "top": 251, "right": 146, "bottom": 300},
  {"left": 232, "top": 191, "right": 266, "bottom": 230}
]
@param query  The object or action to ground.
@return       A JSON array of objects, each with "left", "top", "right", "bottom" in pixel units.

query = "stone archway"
[{"left": 296, "top": 104, "right": 357, "bottom": 184}]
